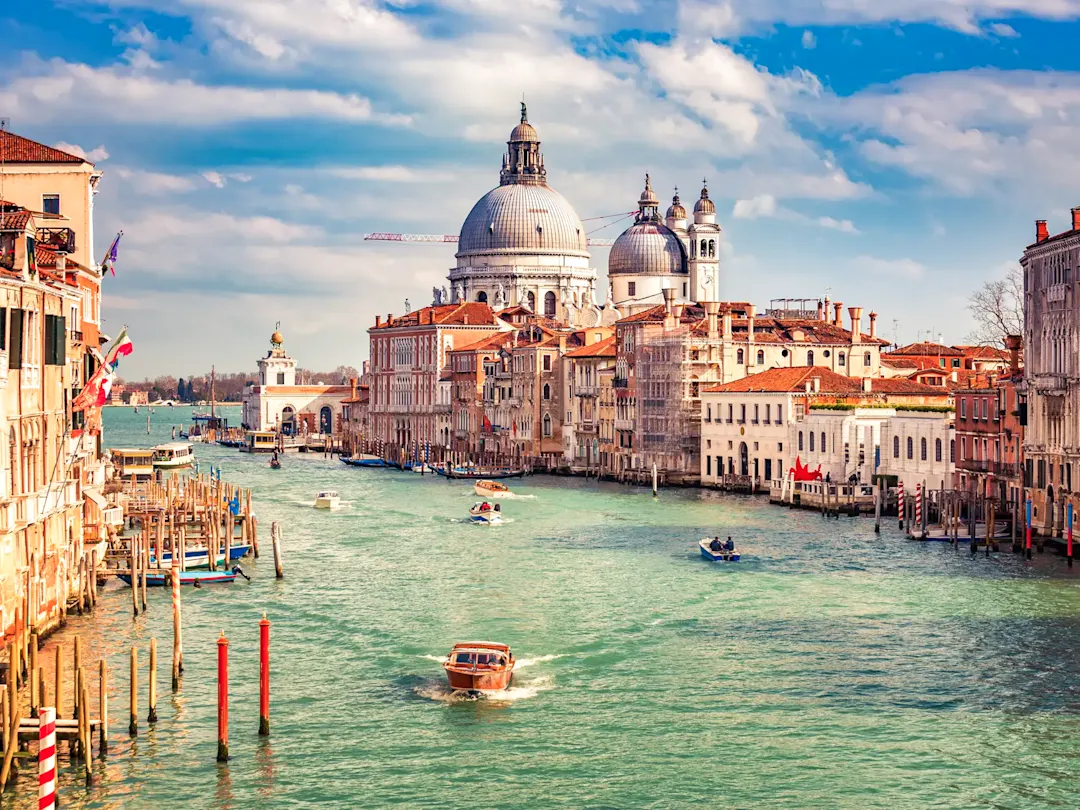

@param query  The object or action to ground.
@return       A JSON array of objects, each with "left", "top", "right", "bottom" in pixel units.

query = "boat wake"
[
  {"left": 414, "top": 674, "right": 553, "bottom": 704},
  {"left": 515, "top": 653, "right": 563, "bottom": 669}
]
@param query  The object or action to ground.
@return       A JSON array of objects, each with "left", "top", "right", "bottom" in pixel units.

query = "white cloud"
[
  {"left": 817, "top": 215, "right": 857, "bottom": 233},
  {"left": 202, "top": 171, "right": 226, "bottom": 188},
  {"left": 329, "top": 165, "right": 444, "bottom": 183},
  {"left": 989, "top": 22, "right": 1019, "bottom": 37},
  {"left": 733, "top": 194, "right": 777, "bottom": 218},
  {"left": 113, "top": 167, "right": 200, "bottom": 194},
  {"left": 856, "top": 255, "right": 926, "bottom": 279},
  {"left": 0, "top": 60, "right": 410, "bottom": 127},
  {"left": 733, "top": 194, "right": 858, "bottom": 232},
  {"left": 801, "top": 29, "right": 817, "bottom": 48},
  {"left": 53, "top": 141, "right": 110, "bottom": 162}
]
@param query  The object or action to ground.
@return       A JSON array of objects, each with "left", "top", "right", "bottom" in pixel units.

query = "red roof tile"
[
  {"left": 881, "top": 356, "right": 920, "bottom": 369},
  {"left": 372, "top": 302, "right": 502, "bottom": 329},
  {"left": 0, "top": 132, "right": 89, "bottom": 164},
  {"left": 0, "top": 210, "right": 33, "bottom": 232},
  {"left": 451, "top": 332, "right": 516, "bottom": 353},
  {"left": 888, "top": 341, "right": 964, "bottom": 357},
  {"left": 703, "top": 366, "right": 861, "bottom": 394},
  {"left": 564, "top": 336, "right": 616, "bottom": 358},
  {"left": 954, "top": 345, "right": 1011, "bottom": 360}
]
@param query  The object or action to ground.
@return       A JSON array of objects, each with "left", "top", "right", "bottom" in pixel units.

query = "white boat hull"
[{"left": 314, "top": 497, "right": 340, "bottom": 509}]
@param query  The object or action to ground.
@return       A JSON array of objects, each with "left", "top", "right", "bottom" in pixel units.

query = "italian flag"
[{"left": 105, "top": 328, "right": 133, "bottom": 370}]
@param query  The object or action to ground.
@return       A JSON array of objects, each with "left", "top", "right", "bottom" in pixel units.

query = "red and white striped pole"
[
  {"left": 916, "top": 483, "right": 923, "bottom": 536},
  {"left": 38, "top": 706, "right": 57, "bottom": 810},
  {"left": 898, "top": 480, "right": 905, "bottom": 530}
]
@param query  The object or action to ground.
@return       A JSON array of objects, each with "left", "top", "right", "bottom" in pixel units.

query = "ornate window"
[
  {"left": 476, "top": 291, "right": 487, "bottom": 303},
  {"left": 907, "top": 437, "right": 914, "bottom": 460},
  {"left": 838, "top": 352, "right": 846, "bottom": 367},
  {"left": 756, "top": 350, "right": 764, "bottom": 365},
  {"left": 542, "top": 414, "right": 552, "bottom": 437},
  {"left": 798, "top": 431, "right": 804, "bottom": 451},
  {"left": 526, "top": 291, "right": 536, "bottom": 311},
  {"left": 935, "top": 438, "right": 942, "bottom": 462},
  {"left": 737, "top": 349, "right": 744, "bottom": 364},
  {"left": 708, "top": 240, "right": 715, "bottom": 258},
  {"left": 544, "top": 291, "right": 556, "bottom": 317},
  {"left": 921, "top": 437, "right": 927, "bottom": 461},
  {"left": 893, "top": 435, "right": 900, "bottom": 458},
  {"left": 820, "top": 432, "right": 826, "bottom": 453},
  {"left": 810, "top": 432, "right": 815, "bottom": 452},
  {"left": 807, "top": 350, "right": 815, "bottom": 365},
  {"left": 543, "top": 383, "right": 551, "bottom": 400}
]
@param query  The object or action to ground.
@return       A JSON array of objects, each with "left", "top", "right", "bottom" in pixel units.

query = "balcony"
[
  {"left": 613, "top": 378, "right": 629, "bottom": 389},
  {"left": 36, "top": 228, "right": 76, "bottom": 254},
  {"left": 71, "top": 329, "right": 84, "bottom": 344},
  {"left": 576, "top": 384, "right": 599, "bottom": 397},
  {"left": 1033, "top": 373, "right": 1067, "bottom": 395},
  {"left": 578, "top": 422, "right": 598, "bottom": 433},
  {"left": 956, "top": 460, "right": 1019, "bottom": 477}
]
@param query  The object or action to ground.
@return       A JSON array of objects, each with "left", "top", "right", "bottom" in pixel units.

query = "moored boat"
[
  {"left": 341, "top": 455, "right": 388, "bottom": 468},
  {"left": 474, "top": 480, "right": 512, "bottom": 498},
  {"left": 151, "top": 544, "right": 252, "bottom": 569},
  {"left": 699, "top": 538, "right": 740, "bottom": 562},
  {"left": 116, "top": 568, "right": 242, "bottom": 587},
  {"left": 437, "top": 466, "right": 526, "bottom": 480},
  {"left": 442, "top": 642, "right": 515, "bottom": 693},
  {"left": 314, "top": 490, "right": 340, "bottom": 509},
  {"left": 468, "top": 502, "right": 502, "bottom": 525}
]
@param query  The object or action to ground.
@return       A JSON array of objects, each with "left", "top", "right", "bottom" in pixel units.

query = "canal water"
[{"left": 19, "top": 406, "right": 1080, "bottom": 808}]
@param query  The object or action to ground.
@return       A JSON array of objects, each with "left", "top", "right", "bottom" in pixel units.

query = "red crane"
[{"left": 363, "top": 232, "right": 616, "bottom": 246}]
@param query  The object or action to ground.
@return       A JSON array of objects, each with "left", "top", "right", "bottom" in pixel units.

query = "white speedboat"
[
  {"left": 474, "top": 480, "right": 513, "bottom": 498},
  {"left": 314, "top": 491, "right": 340, "bottom": 509},
  {"left": 468, "top": 502, "right": 503, "bottom": 525}
]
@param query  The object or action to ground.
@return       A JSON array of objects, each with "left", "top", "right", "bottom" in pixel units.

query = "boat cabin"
[
  {"left": 152, "top": 442, "right": 196, "bottom": 469},
  {"left": 111, "top": 448, "right": 155, "bottom": 481},
  {"left": 244, "top": 431, "right": 277, "bottom": 453},
  {"left": 448, "top": 642, "right": 512, "bottom": 668}
]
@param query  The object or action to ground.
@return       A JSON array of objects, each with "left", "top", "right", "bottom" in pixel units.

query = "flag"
[
  {"left": 73, "top": 366, "right": 115, "bottom": 412},
  {"left": 100, "top": 232, "right": 122, "bottom": 277},
  {"left": 104, "top": 327, "right": 133, "bottom": 370}
]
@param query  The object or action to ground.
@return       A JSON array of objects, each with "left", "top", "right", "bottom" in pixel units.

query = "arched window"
[
  {"left": 920, "top": 437, "right": 927, "bottom": 461},
  {"left": 798, "top": 431, "right": 804, "bottom": 451},
  {"left": 526, "top": 291, "right": 536, "bottom": 312},
  {"left": 807, "top": 350, "right": 815, "bottom": 365},
  {"left": 543, "top": 383, "right": 551, "bottom": 400},
  {"left": 907, "top": 437, "right": 914, "bottom": 460},
  {"left": 935, "top": 438, "right": 942, "bottom": 462},
  {"left": 756, "top": 350, "right": 764, "bottom": 365},
  {"left": 838, "top": 352, "right": 846, "bottom": 367},
  {"left": 542, "top": 414, "right": 552, "bottom": 437},
  {"left": 544, "top": 291, "right": 556, "bottom": 316},
  {"left": 863, "top": 352, "right": 871, "bottom": 367},
  {"left": 893, "top": 435, "right": 900, "bottom": 458},
  {"left": 700, "top": 239, "right": 707, "bottom": 256},
  {"left": 950, "top": 439, "right": 955, "bottom": 462},
  {"left": 708, "top": 240, "right": 715, "bottom": 257},
  {"left": 476, "top": 291, "right": 488, "bottom": 303},
  {"left": 736, "top": 349, "right": 744, "bottom": 364},
  {"left": 820, "top": 432, "right": 826, "bottom": 453},
  {"left": 809, "top": 432, "right": 815, "bottom": 452},
  {"left": 691, "top": 240, "right": 696, "bottom": 258}
]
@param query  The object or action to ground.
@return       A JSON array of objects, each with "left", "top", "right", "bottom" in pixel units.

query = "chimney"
[
  {"left": 823, "top": 295, "right": 831, "bottom": 321},
  {"left": 1005, "top": 334, "right": 1022, "bottom": 375},
  {"left": 671, "top": 303, "right": 685, "bottom": 320},
  {"left": 1036, "top": 220, "right": 1049, "bottom": 243},
  {"left": 951, "top": 370, "right": 958, "bottom": 383},
  {"left": 350, "top": 377, "right": 358, "bottom": 399},
  {"left": 812, "top": 376, "right": 820, "bottom": 393},
  {"left": 57, "top": 255, "right": 66, "bottom": 272},
  {"left": 703, "top": 301, "right": 720, "bottom": 338},
  {"left": 662, "top": 286, "right": 675, "bottom": 313},
  {"left": 805, "top": 381, "right": 812, "bottom": 395},
  {"left": 868, "top": 311, "right": 878, "bottom": 339},
  {"left": 833, "top": 302, "right": 843, "bottom": 326},
  {"left": 722, "top": 310, "right": 733, "bottom": 339},
  {"left": 848, "top": 306, "right": 863, "bottom": 342},
  {"left": 375, "top": 315, "right": 382, "bottom": 327},
  {"left": 816, "top": 300, "right": 824, "bottom": 321},
  {"left": 862, "top": 377, "right": 871, "bottom": 393},
  {"left": 1073, "top": 208, "right": 1080, "bottom": 232}
]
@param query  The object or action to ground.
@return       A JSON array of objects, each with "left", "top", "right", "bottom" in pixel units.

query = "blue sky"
[{"left": 4, "top": 0, "right": 1080, "bottom": 377}]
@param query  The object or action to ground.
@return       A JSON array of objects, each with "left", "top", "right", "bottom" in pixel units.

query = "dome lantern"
[
  {"left": 666, "top": 186, "right": 687, "bottom": 222},
  {"left": 694, "top": 179, "right": 716, "bottom": 216}
]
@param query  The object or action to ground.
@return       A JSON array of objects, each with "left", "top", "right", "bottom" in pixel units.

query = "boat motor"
[{"left": 232, "top": 565, "right": 251, "bottom": 581}]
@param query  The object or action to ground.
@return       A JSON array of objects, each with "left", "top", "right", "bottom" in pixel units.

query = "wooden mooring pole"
[
  {"left": 271, "top": 522, "right": 284, "bottom": 579},
  {"left": 129, "top": 646, "right": 138, "bottom": 736},
  {"left": 217, "top": 632, "right": 229, "bottom": 762},
  {"left": 148, "top": 638, "right": 158, "bottom": 723},
  {"left": 99, "top": 659, "right": 108, "bottom": 751},
  {"left": 172, "top": 563, "right": 183, "bottom": 691}
]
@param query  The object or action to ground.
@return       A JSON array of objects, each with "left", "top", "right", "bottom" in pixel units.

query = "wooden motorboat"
[
  {"left": 314, "top": 491, "right": 340, "bottom": 509},
  {"left": 116, "top": 568, "right": 242, "bottom": 587},
  {"left": 151, "top": 544, "right": 252, "bottom": 569},
  {"left": 474, "top": 480, "right": 512, "bottom": 498},
  {"left": 340, "top": 455, "right": 387, "bottom": 468},
  {"left": 468, "top": 502, "right": 502, "bottom": 525},
  {"left": 442, "top": 642, "right": 515, "bottom": 693},
  {"left": 699, "top": 539, "right": 740, "bottom": 562}
]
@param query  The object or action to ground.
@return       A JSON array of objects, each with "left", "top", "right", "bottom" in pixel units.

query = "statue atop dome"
[{"left": 502, "top": 102, "right": 545, "bottom": 186}]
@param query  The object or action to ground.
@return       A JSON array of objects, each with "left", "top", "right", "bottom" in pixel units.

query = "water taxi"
[
  {"left": 314, "top": 491, "right": 340, "bottom": 509},
  {"left": 111, "top": 448, "right": 156, "bottom": 481},
  {"left": 699, "top": 538, "right": 740, "bottom": 562},
  {"left": 474, "top": 480, "right": 513, "bottom": 498},
  {"left": 241, "top": 431, "right": 278, "bottom": 453},
  {"left": 468, "top": 502, "right": 502, "bottom": 525},
  {"left": 152, "top": 442, "right": 195, "bottom": 470},
  {"left": 442, "top": 642, "right": 515, "bottom": 693}
]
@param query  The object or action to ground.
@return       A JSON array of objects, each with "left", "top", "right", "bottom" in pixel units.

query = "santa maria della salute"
[{"left": 442, "top": 103, "right": 722, "bottom": 325}]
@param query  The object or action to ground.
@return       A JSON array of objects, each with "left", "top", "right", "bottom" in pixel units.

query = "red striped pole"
[
  {"left": 897, "top": 480, "right": 905, "bottom": 530},
  {"left": 915, "top": 483, "right": 923, "bottom": 537},
  {"left": 258, "top": 615, "right": 270, "bottom": 736},
  {"left": 38, "top": 706, "right": 56, "bottom": 810},
  {"left": 216, "top": 632, "right": 229, "bottom": 762},
  {"left": 1025, "top": 497, "right": 1033, "bottom": 561}
]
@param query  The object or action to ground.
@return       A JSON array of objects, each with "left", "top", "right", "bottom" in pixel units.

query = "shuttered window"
[
  {"left": 0, "top": 308, "right": 6, "bottom": 351},
  {"left": 8, "top": 309, "right": 23, "bottom": 369},
  {"left": 44, "top": 315, "right": 66, "bottom": 366}
]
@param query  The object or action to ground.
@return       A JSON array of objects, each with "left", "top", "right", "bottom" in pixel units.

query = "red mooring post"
[
  {"left": 1068, "top": 503, "right": 1074, "bottom": 569},
  {"left": 1025, "top": 498, "right": 1033, "bottom": 561},
  {"left": 217, "top": 631, "right": 229, "bottom": 762},
  {"left": 259, "top": 614, "right": 270, "bottom": 736}
]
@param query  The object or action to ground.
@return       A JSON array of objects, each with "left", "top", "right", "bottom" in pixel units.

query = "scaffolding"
[{"left": 636, "top": 325, "right": 701, "bottom": 478}]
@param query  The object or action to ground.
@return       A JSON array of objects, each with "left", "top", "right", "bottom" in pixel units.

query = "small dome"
[
  {"left": 694, "top": 182, "right": 715, "bottom": 215},
  {"left": 666, "top": 188, "right": 686, "bottom": 220},
  {"left": 609, "top": 222, "right": 688, "bottom": 276},
  {"left": 271, "top": 330, "right": 284, "bottom": 346},
  {"left": 510, "top": 102, "right": 539, "bottom": 143},
  {"left": 638, "top": 173, "right": 659, "bottom": 208}
]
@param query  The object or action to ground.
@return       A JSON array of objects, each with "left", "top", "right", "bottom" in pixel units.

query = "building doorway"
[
  {"left": 281, "top": 406, "right": 297, "bottom": 436},
  {"left": 739, "top": 442, "right": 749, "bottom": 477},
  {"left": 764, "top": 458, "right": 772, "bottom": 481},
  {"left": 319, "top": 406, "right": 333, "bottom": 435}
]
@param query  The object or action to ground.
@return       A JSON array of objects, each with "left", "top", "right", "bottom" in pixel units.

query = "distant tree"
[
  {"left": 177, "top": 378, "right": 187, "bottom": 401},
  {"left": 966, "top": 264, "right": 1023, "bottom": 348}
]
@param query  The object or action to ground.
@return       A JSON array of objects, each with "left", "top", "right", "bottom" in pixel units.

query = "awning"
[{"left": 84, "top": 489, "right": 109, "bottom": 510}]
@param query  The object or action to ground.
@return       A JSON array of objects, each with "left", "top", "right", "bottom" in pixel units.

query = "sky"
[{"left": 4, "top": 0, "right": 1080, "bottom": 378}]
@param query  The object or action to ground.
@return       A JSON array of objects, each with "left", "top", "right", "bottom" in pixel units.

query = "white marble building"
[{"left": 877, "top": 410, "right": 955, "bottom": 491}]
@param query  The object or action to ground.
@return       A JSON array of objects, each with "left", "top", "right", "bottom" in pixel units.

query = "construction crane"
[{"left": 364, "top": 232, "right": 616, "bottom": 247}]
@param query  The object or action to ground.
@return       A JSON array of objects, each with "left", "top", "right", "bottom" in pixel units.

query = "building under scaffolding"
[{"left": 636, "top": 324, "right": 702, "bottom": 481}]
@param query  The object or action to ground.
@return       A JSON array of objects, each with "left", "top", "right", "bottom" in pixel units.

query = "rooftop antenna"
[{"left": 893, "top": 318, "right": 900, "bottom": 348}]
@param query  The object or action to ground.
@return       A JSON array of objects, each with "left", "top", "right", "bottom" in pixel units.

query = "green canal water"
[{"left": 16, "top": 406, "right": 1080, "bottom": 808}]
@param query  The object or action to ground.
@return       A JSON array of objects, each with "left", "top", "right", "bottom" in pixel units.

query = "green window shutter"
[
  {"left": 44, "top": 315, "right": 55, "bottom": 366},
  {"left": 8, "top": 309, "right": 23, "bottom": 369},
  {"left": 0, "top": 309, "right": 6, "bottom": 351},
  {"left": 56, "top": 315, "right": 66, "bottom": 366}
]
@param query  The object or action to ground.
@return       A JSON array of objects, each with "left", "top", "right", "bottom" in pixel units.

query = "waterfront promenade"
[{"left": 20, "top": 406, "right": 1080, "bottom": 809}]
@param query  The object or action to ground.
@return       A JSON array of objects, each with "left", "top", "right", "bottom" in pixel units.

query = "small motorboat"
[
  {"left": 340, "top": 455, "right": 388, "bottom": 468},
  {"left": 314, "top": 490, "right": 340, "bottom": 509},
  {"left": 699, "top": 538, "right": 740, "bottom": 562},
  {"left": 442, "top": 642, "right": 515, "bottom": 694},
  {"left": 151, "top": 544, "right": 252, "bottom": 569},
  {"left": 116, "top": 567, "right": 245, "bottom": 587},
  {"left": 468, "top": 502, "right": 502, "bottom": 525},
  {"left": 474, "top": 480, "right": 513, "bottom": 498}
]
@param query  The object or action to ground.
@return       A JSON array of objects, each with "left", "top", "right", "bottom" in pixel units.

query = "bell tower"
[
  {"left": 688, "top": 180, "right": 721, "bottom": 303},
  {"left": 257, "top": 323, "right": 296, "bottom": 387}
]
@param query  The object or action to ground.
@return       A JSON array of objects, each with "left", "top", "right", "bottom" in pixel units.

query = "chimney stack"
[
  {"left": 868, "top": 311, "right": 878, "bottom": 339},
  {"left": 812, "top": 376, "right": 820, "bottom": 393},
  {"left": 662, "top": 287, "right": 676, "bottom": 329},
  {"left": 1073, "top": 208, "right": 1080, "bottom": 232},
  {"left": 848, "top": 306, "right": 863, "bottom": 342},
  {"left": 833, "top": 302, "right": 843, "bottom": 326},
  {"left": 350, "top": 377, "right": 358, "bottom": 399},
  {"left": 823, "top": 295, "right": 831, "bottom": 321},
  {"left": 816, "top": 300, "right": 824, "bottom": 321},
  {"left": 722, "top": 310, "right": 733, "bottom": 339},
  {"left": 862, "top": 377, "right": 872, "bottom": 393},
  {"left": 1036, "top": 220, "right": 1049, "bottom": 243},
  {"left": 375, "top": 315, "right": 382, "bottom": 327},
  {"left": 703, "top": 301, "right": 720, "bottom": 338},
  {"left": 1005, "top": 334, "right": 1022, "bottom": 375}
]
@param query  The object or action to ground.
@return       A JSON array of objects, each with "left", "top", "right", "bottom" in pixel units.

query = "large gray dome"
[
  {"left": 457, "top": 183, "right": 588, "bottom": 258},
  {"left": 609, "top": 222, "right": 687, "bottom": 276}
]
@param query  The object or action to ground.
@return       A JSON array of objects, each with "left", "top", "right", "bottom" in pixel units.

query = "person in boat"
[
  {"left": 725, "top": 537, "right": 735, "bottom": 551},
  {"left": 480, "top": 502, "right": 490, "bottom": 512},
  {"left": 710, "top": 537, "right": 722, "bottom": 552}
]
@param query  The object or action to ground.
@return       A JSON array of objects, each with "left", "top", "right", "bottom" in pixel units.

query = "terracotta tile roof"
[
  {"left": 0, "top": 210, "right": 33, "bottom": 232},
  {"left": 564, "top": 335, "right": 616, "bottom": 358},
  {"left": 888, "top": 341, "right": 964, "bottom": 357},
  {"left": 451, "top": 332, "right": 516, "bottom": 353},
  {"left": 869, "top": 377, "right": 952, "bottom": 395},
  {"left": 954, "top": 344, "right": 1011, "bottom": 360},
  {"left": 0, "top": 132, "right": 89, "bottom": 164},
  {"left": 881, "top": 356, "right": 920, "bottom": 369},
  {"left": 372, "top": 302, "right": 501, "bottom": 329},
  {"left": 703, "top": 366, "right": 861, "bottom": 394}
]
